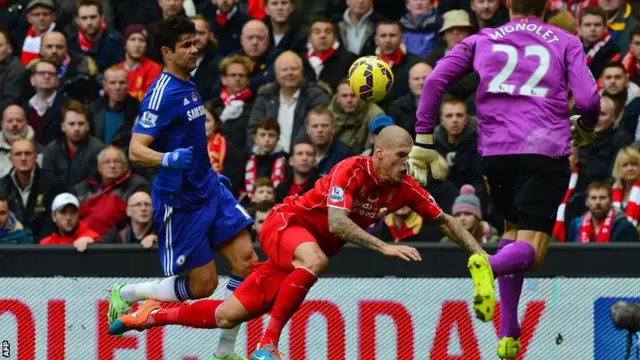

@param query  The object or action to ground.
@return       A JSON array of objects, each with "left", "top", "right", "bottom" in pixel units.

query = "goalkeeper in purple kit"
[{"left": 409, "top": 0, "right": 600, "bottom": 358}]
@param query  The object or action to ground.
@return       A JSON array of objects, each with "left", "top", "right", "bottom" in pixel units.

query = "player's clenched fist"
[
  {"left": 570, "top": 115, "right": 596, "bottom": 148},
  {"left": 162, "top": 146, "right": 193, "bottom": 169},
  {"left": 408, "top": 134, "right": 445, "bottom": 186},
  {"left": 381, "top": 244, "right": 422, "bottom": 262}
]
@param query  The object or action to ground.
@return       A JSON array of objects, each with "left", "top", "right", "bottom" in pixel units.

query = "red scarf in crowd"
[
  {"left": 248, "top": 0, "right": 265, "bottom": 20},
  {"left": 621, "top": 49, "right": 640, "bottom": 83},
  {"left": 585, "top": 30, "right": 611, "bottom": 65},
  {"left": 21, "top": 24, "right": 55, "bottom": 65},
  {"left": 220, "top": 88, "right": 253, "bottom": 106},
  {"left": 376, "top": 44, "right": 406, "bottom": 68},
  {"left": 307, "top": 41, "right": 339, "bottom": 77},
  {"left": 207, "top": 132, "right": 226, "bottom": 173},
  {"left": 579, "top": 208, "right": 615, "bottom": 243},
  {"left": 549, "top": 0, "right": 596, "bottom": 15},
  {"left": 244, "top": 155, "right": 286, "bottom": 198},
  {"left": 77, "top": 21, "right": 106, "bottom": 52},
  {"left": 612, "top": 182, "right": 640, "bottom": 227},
  {"left": 553, "top": 165, "right": 579, "bottom": 242}
]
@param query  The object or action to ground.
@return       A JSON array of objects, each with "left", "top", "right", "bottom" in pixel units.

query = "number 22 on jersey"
[{"left": 487, "top": 44, "right": 550, "bottom": 98}]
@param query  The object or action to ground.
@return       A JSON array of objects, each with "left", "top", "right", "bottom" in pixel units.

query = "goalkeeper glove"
[
  {"left": 570, "top": 115, "right": 596, "bottom": 148},
  {"left": 408, "top": 134, "right": 445, "bottom": 186},
  {"left": 162, "top": 146, "right": 193, "bottom": 169}
]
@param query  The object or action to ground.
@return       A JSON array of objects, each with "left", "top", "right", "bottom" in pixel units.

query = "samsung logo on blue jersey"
[{"left": 187, "top": 105, "right": 205, "bottom": 121}]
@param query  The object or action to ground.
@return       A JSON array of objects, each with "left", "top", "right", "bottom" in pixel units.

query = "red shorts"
[
  {"left": 259, "top": 211, "right": 319, "bottom": 271},
  {"left": 233, "top": 261, "right": 289, "bottom": 316}
]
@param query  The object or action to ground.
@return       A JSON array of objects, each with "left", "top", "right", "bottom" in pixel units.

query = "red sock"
[
  {"left": 261, "top": 267, "right": 317, "bottom": 346},
  {"left": 150, "top": 299, "right": 223, "bottom": 328}
]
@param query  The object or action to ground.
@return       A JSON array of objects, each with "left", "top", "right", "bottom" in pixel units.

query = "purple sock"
[
  {"left": 496, "top": 239, "right": 523, "bottom": 339},
  {"left": 489, "top": 241, "right": 536, "bottom": 277}
]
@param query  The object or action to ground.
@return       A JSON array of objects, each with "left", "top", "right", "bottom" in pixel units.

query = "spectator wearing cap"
[
  {"left": 73, "top": 145, "right": 147, "bottom": 237},
  {"left": 334, "top": 0, "right": 382, "bottom": 57},
  {"left": 374, "top": 20, "right": 423, "bottom": 110},
  {"left": 40, "top": 192, "right": 100, "bottom": 250},
  {"left": 101, "top": 191, "right": 156, "bottom": 247},
  {"left": 434, "top": 98, "right": 486, "bottom": 199},
  {"left": 546, "top": 10, "right": 577, "bottom": 34},
  {"left": 42, "top": 100, "right": 105, "bottom": 187},
  {"left": 329, "top": 79, "right": 384, "bottom": 154},
  {"left": 12, "top": 0, "right": 61, "bottom": 66},
  {"left": 274, "top": 139, "right": 319, "bottom": 203},
  {"left": 305, "top": 107, "right": 351, "bottom": 176},
  {"left": 23, "top": 60, "right": 71, "bottom": 146},
  {"left": 400, "top": 0, "right": 442, "bottom": 59},
  {"left": 372, "top": 205, "right": 443, "bottom": 242},
  {"left": 0, "top": 139, "right": 62, "bottom": 240},
  {"left": 441, "top": 185, "right": 499, "bottom": 244},
  {"left": 0, "top": 30, "right": 26, "bottom": 115},
  {"left": 197, "top": 0, "right": 252, "bottom": 56},
  {"left": 0, "top": 194, "right": 32, "bottom": 244},
  {"left": 118, "top": 24, "right": 162, "bottom": 102},
  {"left": 426, "top": 10, "right": 475, "bottom": 67},
  {"left": 67, "top": 0, "right": 124, "bottom": 72},
  {"left": 0, "top": 105, "right": 44, "bottom": 178},
  {"left": 36, "top": 31, "right": 100, "bottom": 104},
  {"left": 303, "top": 19, "right": 357, "bottom": 93},
  {"left": 88, "top": 66, "right": 138, "bottom": 149},
  {"left": 190, "top": 16, "right": 221, "bottom": 103},
  {"left": 426, "top": 10, "right": 479, "bottom": 114},
  {"left": 388, "top": 62, "right": 432, "bottom": 139},
  {"left": 361, "top": 115, "right": 395, "bottom": 156}
]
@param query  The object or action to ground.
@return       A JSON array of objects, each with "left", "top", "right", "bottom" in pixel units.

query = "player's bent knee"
[
  {"left": 297, "top": 251, "right": 328, "bottom": 276},
  {"left": 190, "top": 276, "right": 218, "bottom": 298},
  {"left": 216, "top": 311, "right": 239, "bottom": 329}
]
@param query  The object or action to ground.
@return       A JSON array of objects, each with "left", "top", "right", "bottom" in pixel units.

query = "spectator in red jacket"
[
  {"left": 73, "top": 145, "right": 147, "bottom": 236},
  {"left": 40, "top": 192, "right": 100, "bottom": 251}
]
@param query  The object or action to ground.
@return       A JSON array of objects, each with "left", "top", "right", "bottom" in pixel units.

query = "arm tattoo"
[
  {"left": 328, "top": 208, "right": 388, "bottom": 252},
  {"left": 435, "top": 213, "right": 484, "bottom": 254}
]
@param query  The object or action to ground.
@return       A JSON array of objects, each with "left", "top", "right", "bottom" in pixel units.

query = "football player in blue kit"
[{"left": 106, "top": 17, "right": 256, "bottom": 360}]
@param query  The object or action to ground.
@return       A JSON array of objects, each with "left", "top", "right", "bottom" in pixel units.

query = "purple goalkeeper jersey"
[{"left": 416, "top": 17, "right": 600, "bottom": 158}]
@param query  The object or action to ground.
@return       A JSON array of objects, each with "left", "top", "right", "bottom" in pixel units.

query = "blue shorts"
[{"left": 153, "top": 185, "right": 254, "bottom": 276}]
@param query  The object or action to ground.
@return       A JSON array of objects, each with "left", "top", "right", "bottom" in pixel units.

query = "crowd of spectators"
[{"left": 2, "top": 0, "right": 640, "bottom": 249}]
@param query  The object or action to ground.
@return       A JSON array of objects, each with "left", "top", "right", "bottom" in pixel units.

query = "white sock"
[
  {"left": 215, "top": 276, "right": 244, "bottom": 357},
  {"left": 120, "top": 276, "right": 182, "bottom": 302}
]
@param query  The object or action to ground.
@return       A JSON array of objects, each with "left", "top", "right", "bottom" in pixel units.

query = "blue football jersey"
[{"left": 134, "top": 72, "right": 219, "bottom": 209}]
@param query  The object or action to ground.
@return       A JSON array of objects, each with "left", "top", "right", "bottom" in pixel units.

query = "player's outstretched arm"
[
  {"left": 328, "top": 207, "right": 421, "bottom": 261},
  {"left": 433, "top": 213, "right": 488, "bottom": 256}
]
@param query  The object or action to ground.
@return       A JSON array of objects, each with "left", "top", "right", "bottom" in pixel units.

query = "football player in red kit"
[{"left": 109, "top": 126, "right": 490, "bottom": 360}]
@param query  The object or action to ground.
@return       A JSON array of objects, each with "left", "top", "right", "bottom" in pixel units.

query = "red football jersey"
[{"left": 271, "top": 156, "right": 443, "bottom": 253}]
